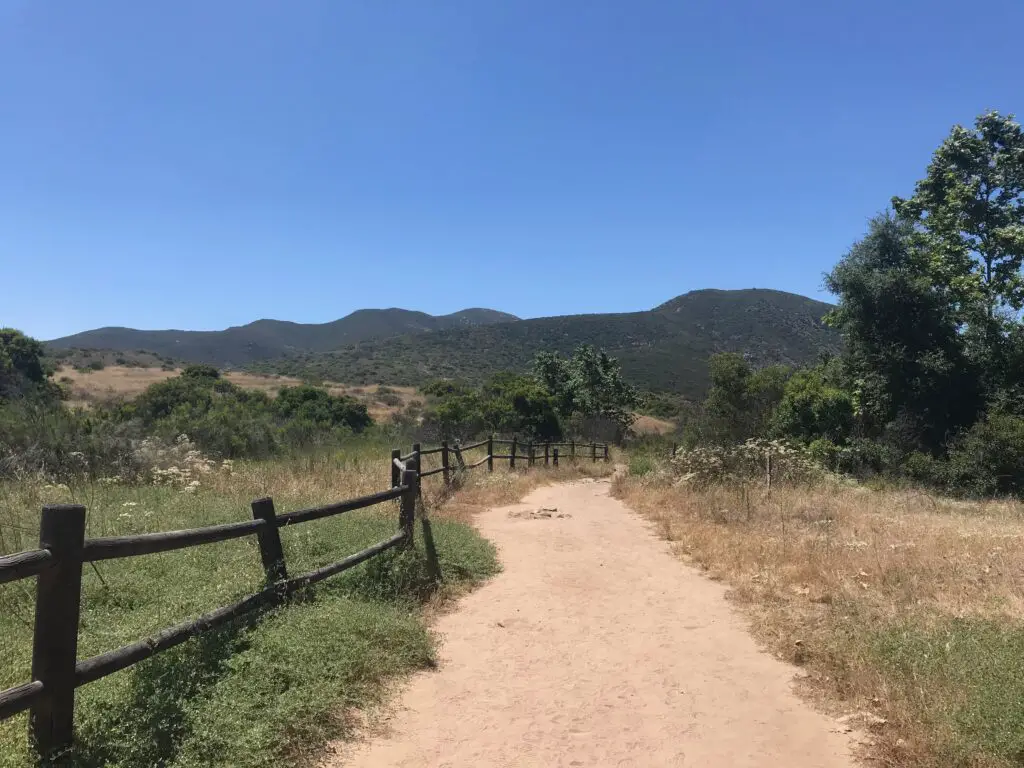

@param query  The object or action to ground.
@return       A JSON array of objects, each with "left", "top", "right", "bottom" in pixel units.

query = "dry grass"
[
  {"left": 631, "top": 414, "right": 676, "bottom": 435},
  {"left": 55, "top": 366, "right": 417, "bottom": 420},
  {"left": 614, "top": 467, "right": 1024, "bottom": 767}
]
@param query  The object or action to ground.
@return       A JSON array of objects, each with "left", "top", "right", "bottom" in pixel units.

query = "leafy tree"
[
  {"left": 420, "top": 372, "right": 560, "bottom": 441},
  {"left": 0, "top": 328, "right": 55, "bottom": 400},
  {"left": 892, "top": 111, "right": 1024, "bottom": 369},
  {"left": 480, "top": 372, "right": 561, "bottom": 439},
  {"left": 533, "top": 345, "right": 641, "bottom": 437},
  {"left": 699, "top": 353, "right": 790, "bottom": 442},
  {"left": 825, "top": 213, "right": 980, "bottom": 452},
  {"left": 770, "top": 366, "right": 854, "bottom": 444}
]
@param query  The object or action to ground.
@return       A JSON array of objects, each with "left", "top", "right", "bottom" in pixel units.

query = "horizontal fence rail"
[
  {"left": 0, "top": 435, "right": 608, "bottom": 760},
  {"left": 277, "top": 486, "right": 406, "bottom": 527},
  {"left": 0, "top": 681, "right": 44, "bottom": 721},
  {"left": 0, "top": 549, "right": 53, "bottom": 585},
  {"left": 83, "top": 519, "right": 266, "bottom": 562}
]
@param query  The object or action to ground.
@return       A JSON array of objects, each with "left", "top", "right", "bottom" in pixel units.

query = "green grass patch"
[{"left": 871, "top": 618, "right": 1024, "bottom": 766}]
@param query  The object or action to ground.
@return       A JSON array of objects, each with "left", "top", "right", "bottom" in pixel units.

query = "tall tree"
[
  {"left": 892, "top": 111, "right": 1024, "bottom": 333},
  {"left": 825, "top": 213, "right": 980, "bottom": 451}
]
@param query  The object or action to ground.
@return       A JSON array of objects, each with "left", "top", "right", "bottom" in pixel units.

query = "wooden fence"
[{"left": 0, "top": 436, "right": 609, "bottom": 758}]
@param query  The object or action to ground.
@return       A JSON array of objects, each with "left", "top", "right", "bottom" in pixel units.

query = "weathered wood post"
[
  {"left": 570, "top": 440, "right": 575, "bottom": 461},
  {"left": 671, "top": 442, "right": 677, "bottom": 458},
  {"left": 399, "top": 457, "right": 418, "bottom": 545},
  {"left": 453, "top": 441, "right": 466, "bottom": 471},
  {"left": 527, "top": 442, "right": 534, "bottom": 468},
  {"left": 412, "top": 443, "right": 422, "bottom": 482},
  {"left": 510, "top": 437, "right": 517, "bottom": 469},
  {"left": 544, "top": 443, "right": 550, "bottom": 466},
  {"left": 553, "top": 447, "right": 559, "bottom": 467},
  {"left": 604, "top": 444, "right": 609, "bottom": 462},
  {"left": 591, "top": 442, "right": 597, "bottom": 462},
  {"left": 30, "top": 504, "right": 86, "bottom": 759},
  {"left": 251, "top": 497, "right": 288, "bottom": 583},
  {"left": 390, "top": 448, "right": 401, "bottom": 488},
  {"left": 441, "top": 441, "right": 451, "bottom": 486},
  {"left": 487, "top": 435, "right": 494, "bottom": 472}
]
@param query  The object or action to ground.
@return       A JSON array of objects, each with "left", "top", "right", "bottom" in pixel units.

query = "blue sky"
[{"left": 2, "top": 0, "right": 1022, "bottom": 339}]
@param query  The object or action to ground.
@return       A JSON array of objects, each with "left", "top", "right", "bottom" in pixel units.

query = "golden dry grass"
[
  {"left": 631, "top": 414, "right": 676, "bottom": 435},
  {"left": 613, "top": 470, "right": 1024, "bottom": 767},
  {"left": 55, "top": 366, "right": 417, "bottom": 420}
]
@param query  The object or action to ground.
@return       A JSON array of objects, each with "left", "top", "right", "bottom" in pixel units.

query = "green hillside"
[
  {"left": 45, "top": 307, "right": 519, "bottom": 365},
  {"left": 254, "top": 289, "right": 840, "bottom": 397}
]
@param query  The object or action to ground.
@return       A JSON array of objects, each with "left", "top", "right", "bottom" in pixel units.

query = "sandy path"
[{"left": 332, "top": 478, "right": 857, "bottom": 767}]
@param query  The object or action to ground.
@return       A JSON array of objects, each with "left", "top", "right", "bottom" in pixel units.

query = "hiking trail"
[{"left": 327, "top": 478, "right": 858, "bottom": 767}]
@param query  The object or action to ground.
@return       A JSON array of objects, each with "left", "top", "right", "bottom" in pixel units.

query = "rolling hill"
[
  {"left": 46, "top": 308, "right": 519, "bottom": 366},
  {"left": 254, "top": 289, "right": 841, "bottom": 397},
  {"left": 47, "top": 289, "right": 840, "bottom": 397}
]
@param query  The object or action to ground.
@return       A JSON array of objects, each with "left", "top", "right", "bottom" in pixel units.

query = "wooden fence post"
[
  {"left": 487, "top": 435, "right": 494, "bottom": 472},
  {"left": 441, "top": 441, "right": 450, "bottom": 487},
  {"left": 671, "top": 442, "right": 677, "bottom": 458},
  {"left": 30, "top": 504, "right": 86, "bottom": 759},
  {"left": 453, "top": 441, "right": 466, "bottom": 471},
  {"left": 553, "top": 447, "right": 559, "bottom": 467},
  {"left": 570, "top": 440, "right": 575, "bottom": 461},
  {"left": 604, "top": 444, "right": 609, "bottom": 462},
  {"left": 528, "top": 442, "right": 534, "bottom": 468},
  {"left": 399, "top": 458, "right": 418, "bottom": 545},
  {"left": 591, "top": 442, "right": 597, "bottom": 462},
  {"left": 544, "top": 443, "right": 550, "bottom": 466},
  {"left": 391, "top": 448, "right": 401, "bottom": 488},
  {"left": 251, "top": 497, "right": 288, "bottom": 583},
  {"left": 510, "top": 437, "right": 517, "bottom": 469},
  {"left": 412, "top": 443, "right": 421, "bottom": 482}
]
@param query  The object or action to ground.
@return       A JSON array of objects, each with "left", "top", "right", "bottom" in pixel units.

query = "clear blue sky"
[{"left": 2, "top": 0, "right": 1021, "bottom": 339}]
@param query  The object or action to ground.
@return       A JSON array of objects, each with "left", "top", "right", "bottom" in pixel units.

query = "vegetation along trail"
[{"left": 328, "top": 478, "right": 857, "bottom": 767}]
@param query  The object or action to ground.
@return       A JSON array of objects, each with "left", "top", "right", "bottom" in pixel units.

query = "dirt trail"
[{"left": 330, "top": 478, "right": 858, "bottom": 767}]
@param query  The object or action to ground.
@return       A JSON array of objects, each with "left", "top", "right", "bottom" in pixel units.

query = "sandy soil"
[{"left": 328, "top": 478, "right": 858, "bottom": 767}]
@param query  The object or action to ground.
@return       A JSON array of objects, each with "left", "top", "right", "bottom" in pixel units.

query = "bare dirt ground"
[{"left": 328, "top": 478, "right": 859, "bottom": 767}]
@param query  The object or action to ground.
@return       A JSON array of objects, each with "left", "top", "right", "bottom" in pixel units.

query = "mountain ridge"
[
  {"left": 47, "top": 289, "right": 840, "bottom": 396},
  {"left": 46, "top": 307, "right": 520, "bottom": 366}
]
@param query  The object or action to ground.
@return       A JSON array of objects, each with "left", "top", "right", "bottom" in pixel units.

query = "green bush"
[
  {"left": 902, "top": 451, "right": 945, "bottom": 485},
  {"left": 945, "top": 412, "right": 1024, "bottom": 496},
  {"left": 0, "top": 398, "right": 138, "bottom": 481},
  {"left": 771, "top": 368, "right": 853, "bottom": 444},
  {"left": 805, "top": 437, "right": 839, "bottom": 469},
  {"left": 628, "top": 453, "right": 656, "bottom": 477},
  {"left": 274, "top": 385, "right": 371, "bottom": 433}
]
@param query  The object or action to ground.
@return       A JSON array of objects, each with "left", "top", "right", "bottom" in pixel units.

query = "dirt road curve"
[{"left": 332, "top": 479, "right": 858, "bottom": 767}]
